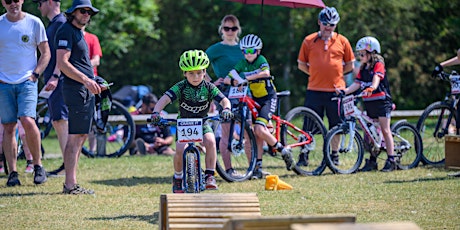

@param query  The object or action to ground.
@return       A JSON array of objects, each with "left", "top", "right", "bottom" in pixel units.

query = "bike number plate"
[
  {"left": 450, "top": 75, "right": 460, "bottom": 95},
  {"left": 343, "top": 95, "right": 355, "bottom": 116},
  {"left": 228, "top": 86, "right": 248, "bottom": 99},
  {"left": 177, "top": 118, "right": 203, "bottom": 143}
]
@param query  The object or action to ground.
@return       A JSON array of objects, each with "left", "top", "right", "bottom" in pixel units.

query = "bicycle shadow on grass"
[
  {"left": 91, "top": 176, "right": 171, "bottom": 187},
  {"left": 384, "top": 176, "right": 457, "bottom": 184},
  {"left": 87, "top": 211, "right": 159, "bottom": 225}
]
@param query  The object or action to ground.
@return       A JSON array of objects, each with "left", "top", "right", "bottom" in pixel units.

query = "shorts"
[
  {"left": 304, "top": 90, "right": 341, "bottom": 129},
  {"left": 0, "top": 79, "right": 37, "bottom": 124},
  {"left": 363, "top": 99, "right": 393, "bottom": 119},
  {"left": 47, "top": 78, "right": 69, "bottom": 121},
  {"left": 63, "top": 84, "right": 95, "bottom": 134},
  {"left": 254, "top": 95, "right": 277, "bottom": 126}
]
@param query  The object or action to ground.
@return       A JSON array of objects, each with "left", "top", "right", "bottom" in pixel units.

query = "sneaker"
[
  {"left": 360, "top": 159, "right": 378, "bottom": 172},
  {"left": 331, "top": 153, "right": 340, "bottom": 166},
  {"left": 296, "top": 152, "right": 309, "bottom": 167},
  {"left": 6, "top": 171, "right": 21, "bottom": 187},
  {"left": 63, "top": 184, "right": 95, "bottom": 195},
  {"left": 136, "top": 138, "right": 147, "bottom": 155},
  {"left": 281, "top": 148, "right": 294, "bottom": 171},
  {"left": 47, "top": 163, "right": 65, "bottom": 177},
  {"left": 25, "top": 163, "right": 34, "bottom": 173},
  {"left": 172, "top": 176, "right": 184, "bottom": 193},
  {"left": 33, "top": 165, "right": 47, "bottom": 185},
  {"left": 205, "top": 174, "right": 218, "bottom": 190},
  {"left": 0, "top": 165, "right": 5, "bottom": 174},
  {"left": 225, "top": 168, "right": 243, "bottom": 178},
  {"left": 381, "top": 158, "right": 397, "bottom": 172}
]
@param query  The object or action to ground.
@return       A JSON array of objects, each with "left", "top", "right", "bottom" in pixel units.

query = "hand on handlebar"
[
  {"left": 362, "top": 87, "right": 374, "bottom": 97},
  {"left": 431, "top": 64, "right": 443, "bottom": 79},
  {"left": 220, "top": 108, "right": 233, "bottom": 120},
  {"left": 150, "top": 112, "right": 161, "bottom": 124}
]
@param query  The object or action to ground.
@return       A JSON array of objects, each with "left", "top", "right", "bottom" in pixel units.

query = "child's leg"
[
  {"left": 379, "top": 116, "right": 394, "bottom": 157},
  {"left": 174, "top": 141, "right": 186, "bottom": 178},
  {"left": 203, "top": 132, "right": 217, "bottom": 171}
]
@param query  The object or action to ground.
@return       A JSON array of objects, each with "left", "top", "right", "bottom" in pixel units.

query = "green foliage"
[{"left": 3, "top": 0, "right": 460, "bottom": 110}]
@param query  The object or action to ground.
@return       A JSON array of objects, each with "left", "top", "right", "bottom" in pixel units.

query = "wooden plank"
[
  {"left": 291, "top": 222, "right": 421, "bottom": 230},
  {"left": 223, "top": 215, "right": 356, "bottom": 230}
]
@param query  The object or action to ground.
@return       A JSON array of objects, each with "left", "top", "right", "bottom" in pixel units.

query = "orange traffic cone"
[{"left": 265, "top": 175, "right": 293, "bottom": 191}]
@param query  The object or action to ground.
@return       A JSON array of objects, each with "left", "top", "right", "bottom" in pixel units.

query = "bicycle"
[
  {"left": 325, "top": 93, "right": 423, "bottom": 174},
  {"left": 151, "top": 115, "right": 222, "bottom": 193},
  {"left": 35, "top": 97, "right": 136, "bottom": 158},
  {"left": 215, "top": 84, "right": 328, "bottom": 181},
  {"left": 416, "top": 70, "right": 460, "bottom": 165}
]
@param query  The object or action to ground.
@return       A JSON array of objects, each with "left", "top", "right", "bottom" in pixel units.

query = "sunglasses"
[
  {"left": 5, "top": 0, "right": 20, "bottom": 4},
  {"left": 242, "top": 48, "right": 257, "bottom": 55},
  {"left": 223, "top": 26, "right": 238, "bottom": 32},
  {"left": 321, "top": 22, "right": 336, "bottom": 27},
  {"left": 358, "top": 52, "right": 367, "bottom": 57},
  {"left": 79, "top": 8, "right": 95, "bottom": 16}
]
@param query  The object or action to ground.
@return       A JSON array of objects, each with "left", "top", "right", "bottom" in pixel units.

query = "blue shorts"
[
  {"left": 47, "top": 78, "right": 69, "bottom": 121},
  {"left": 304, "top": 90, "right": 341, "bottom": 129},
  {"left": 63, "top": 84, "right": 95, "bottom": 134},
  {"left": 0, "top": 79, "right": 38, "bottom": 124}
]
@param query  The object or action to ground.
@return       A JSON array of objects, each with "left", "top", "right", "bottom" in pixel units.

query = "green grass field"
[{"left": 1, "top": 146, "right": 459, "bottom": 230}]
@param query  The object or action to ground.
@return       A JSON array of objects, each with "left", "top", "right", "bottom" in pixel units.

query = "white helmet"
[
  {"left": 239, "top": 34, "right": 263, "bottom": 50},
  {"left": 356, "top": 36, "right": 381, "bottom": 53},
  {"left": 318, "top": 7, "right": 340, "bottom": 25}
]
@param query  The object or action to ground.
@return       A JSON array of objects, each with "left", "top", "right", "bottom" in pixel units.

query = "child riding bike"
[
  {"left": 223, "top": 34, "right": 294, "bottom": 179},
  {"left": 151, "top": 50, "right": 233, "bottom": 193}
]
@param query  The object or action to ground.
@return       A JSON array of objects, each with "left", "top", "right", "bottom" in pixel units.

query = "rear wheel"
[
  {"left": 81, "top": 100, "right": 135, "bottom": 158},
  {"left": 392, "top": 122, "right": 423, "bottom": 169},
  {"left": 416, "top": 102, "right": 456, "bottom": 165},
  {"left": 282, "top": 106, "right": 327, "bottom": 176}
]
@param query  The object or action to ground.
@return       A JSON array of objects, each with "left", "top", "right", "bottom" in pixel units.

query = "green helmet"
[{"left": 179, "top": 50, "right": 210, "bottom": 71}]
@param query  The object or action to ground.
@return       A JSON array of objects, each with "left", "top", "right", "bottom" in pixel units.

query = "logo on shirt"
[
  {"left": 21, "top": 35, "right": 29, "bottom": 43},
  {"left": 58, "top": 40, "right": 68, "bottom": 47}
]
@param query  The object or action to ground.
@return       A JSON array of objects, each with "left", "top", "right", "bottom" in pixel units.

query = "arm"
[
  {"left": 32, "top": 41, "right": 51, "bottom": 81},
  {"left": 342, "top": 82, "right": 361, "bottom": 95},
  {"left": 90, "top": 55, "right": 101, "bottom": 68},
  {"left": 343, "top": 61, "right": 354, "bottom": 75},
  {"left": 246, "top": 69, "right": 270, "bottom": 81},
  {"left": 153, "top": 95, "right": 171, "bottom": 114},
  {"left": 219, "top": 97, "right": 231, "bottom": 110},
  {"left": 440, "top": 48, "right": 460, "bottom": 67},
  {"left": 298, "top": 62, "right": 309, "bottom": 75},
  {"left": 56, "top": 49, "right": 101, "bottom": 95}
]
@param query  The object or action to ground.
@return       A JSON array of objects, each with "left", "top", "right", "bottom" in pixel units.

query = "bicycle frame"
[{"left": 229, "top": 87, "right": 314, "bottom": 154}]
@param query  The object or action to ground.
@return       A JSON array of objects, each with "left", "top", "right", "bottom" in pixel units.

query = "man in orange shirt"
[{"left": 297, "top": 6, "right": 355, "bottom": 166}]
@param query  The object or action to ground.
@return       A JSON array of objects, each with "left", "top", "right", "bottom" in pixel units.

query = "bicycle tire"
[
  {"left": 214, "top": 115, "right": 257, "bottom": 182},
  {"left": 416, "top": 101, "right": 455, "bottom": 165},
  {"left": 184, "top": 147, "right": 201, "bottom": 193},
  {"left": 323, "top": 125, "right": 364, "bottom": 174},
  {"left": 81, "top": 100, "right": 135, "bottom": 158},
  {"left": 392, "top": 121, "right": 423, "bottom": 169},
  {"left": 282, "top": 106, "right": 328, "bottom": 176}
]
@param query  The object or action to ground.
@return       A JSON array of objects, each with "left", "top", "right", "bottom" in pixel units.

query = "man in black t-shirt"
[{"left": 55, "top": 0, "right": 101, "bottom": 195}]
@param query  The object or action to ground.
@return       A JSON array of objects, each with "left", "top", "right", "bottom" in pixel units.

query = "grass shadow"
[
  {"left": 92, "top": 176, "right": 171, "bottom": 187},
  {"left": 0, "top": 191, "right": 62, "bottom": 197},
  {"left": 87, "top": 211, "right": 159, "bottom": 225}
]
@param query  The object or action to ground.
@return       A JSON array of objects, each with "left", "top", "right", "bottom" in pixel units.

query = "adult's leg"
[{"left": 64, "top": 134, "right": 87, "bottom": 188}]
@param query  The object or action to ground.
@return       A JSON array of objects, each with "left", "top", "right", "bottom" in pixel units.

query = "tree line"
[{"left": 9, "top": 0, "right": 460, "bottom": 112}]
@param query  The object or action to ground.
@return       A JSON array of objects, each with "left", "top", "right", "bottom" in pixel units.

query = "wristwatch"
[
  {"left": 32, "top": 72, "right": 40, "bottom": 79},
  {"left": 51, "top": 74, "right": 60, "bottom": 79}
]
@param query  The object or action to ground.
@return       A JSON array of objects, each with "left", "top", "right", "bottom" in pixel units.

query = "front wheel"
[
  {"left": 184, "top": 148, "right": 201, "bottom": 193},
  {"left": 214, "top": 115, "right": 257, "bottom": 182},
  {"left": 392, "top": 121, "right": 423, "bottom": 170},
  {"left": 324, "top": 125, "right": 364, "bottom": 174},
  {"left": 282, "top": 106, "right": 327, "bottom": 176},
  {"left": 416, "top": 102, "right": 456, "bottom": 165}
]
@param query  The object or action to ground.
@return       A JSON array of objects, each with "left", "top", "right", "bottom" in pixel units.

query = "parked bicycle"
[
  {"left": 214, "top": 84, "right": 328, "bottom": 181},
  {"left": 151, "top": 116, "right": 221, "bottom": 193},
  {"left": 417, "top": 70, "right": 460, "bottom": 165},
  {"left": 35, "top": 97, "right": 135, "bottom": 158},
  {"left": 325, "top": 93, "right": 423, "bottom": 174}
]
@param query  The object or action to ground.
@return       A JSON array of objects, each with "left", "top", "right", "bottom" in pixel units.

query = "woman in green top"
[{"left": 205, "top": 15, "right": 245, "bottom": 177}]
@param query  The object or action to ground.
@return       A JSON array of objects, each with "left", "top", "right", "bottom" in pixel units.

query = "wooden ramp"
[
  {"left": 222, "top": 214, "right": 356, "bottom": 230},
  {"left": 159, "top": 193, "right": 261, "bottom": 230}
]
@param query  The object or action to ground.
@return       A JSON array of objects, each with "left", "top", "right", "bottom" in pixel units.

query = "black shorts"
[
  {"left": 254, "top": 95, "right": 277, "bottom": 126},
  {"left": 63, "top": 84, "right": 95, "bottom": 134},
  {"left": 363, "top": 99, "right": 393, "bottom": 119},
  {"left": 304, "top": 90, "right": 341, "bottom": 129}
]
